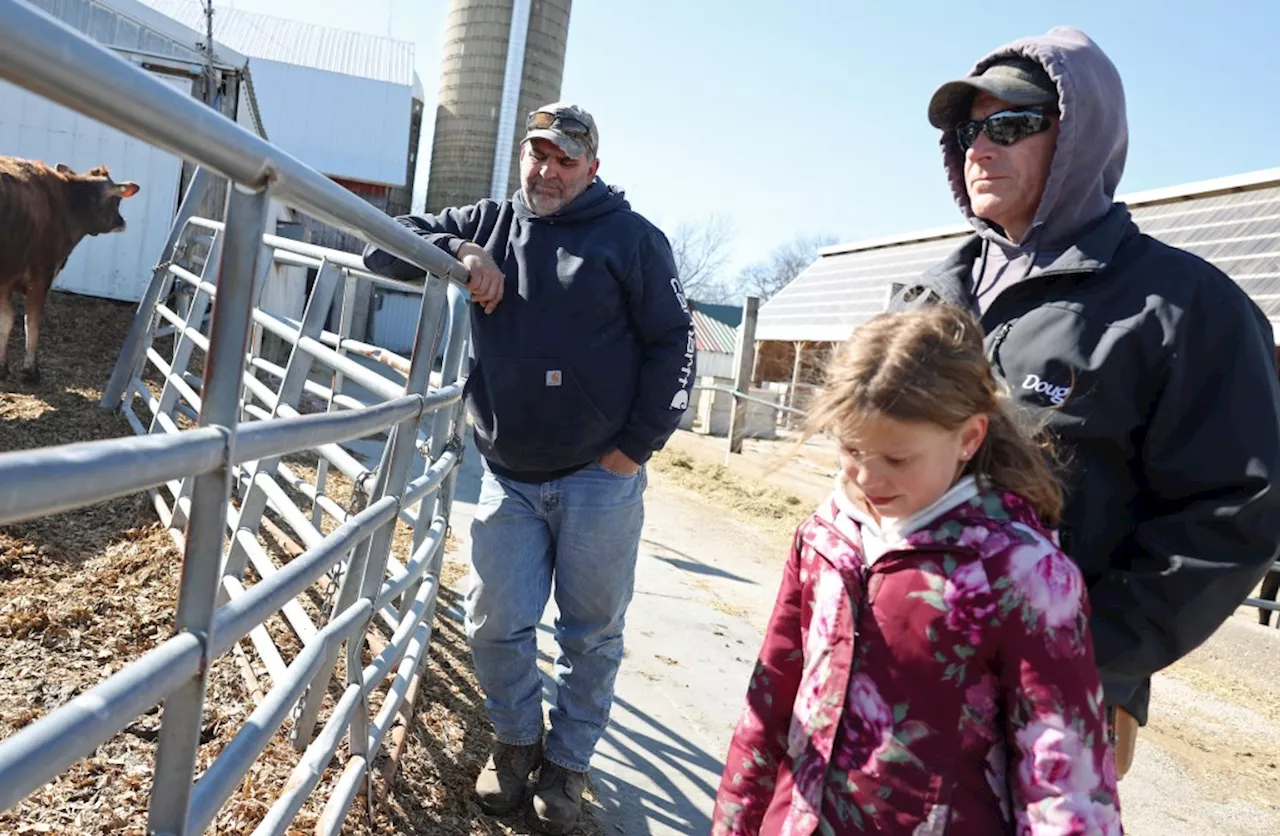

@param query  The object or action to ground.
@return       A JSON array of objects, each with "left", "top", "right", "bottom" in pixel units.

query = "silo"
[{"left": 425, "top": 0, "right": 572, "bottom": 214}]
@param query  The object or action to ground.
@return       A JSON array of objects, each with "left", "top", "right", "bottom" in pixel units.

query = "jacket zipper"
[{"left": 985, "top": 321, "right": 1013, "bottom": 365}]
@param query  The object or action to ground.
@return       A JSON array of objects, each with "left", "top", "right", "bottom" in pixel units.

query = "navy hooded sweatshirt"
[
  {"left": 891, "top": 27, "right": 1280, "bottom": 725},
  {"left": 362, "top": 179, "right": 696, "bottom": 483}
]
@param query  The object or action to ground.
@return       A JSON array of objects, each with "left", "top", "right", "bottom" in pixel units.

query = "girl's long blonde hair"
[{"left": 807, "top": 304, "right": 1064, "bottom": 526}]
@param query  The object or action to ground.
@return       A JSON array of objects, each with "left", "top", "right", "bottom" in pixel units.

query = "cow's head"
[{"left": 56, "top": 163, "right": 141, "bottom": 235}]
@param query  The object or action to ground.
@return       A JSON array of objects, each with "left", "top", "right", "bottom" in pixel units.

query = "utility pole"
[
  {"left": 202, "top": 0, "right": 216, "bottom": 107},
  {"left": 726, "top": 296, "right": 760, "bottom": 459}
]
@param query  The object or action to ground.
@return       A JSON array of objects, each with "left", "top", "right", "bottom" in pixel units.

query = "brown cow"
[{"left": 0, "top": 156, "right": 140, "bottom": 383}]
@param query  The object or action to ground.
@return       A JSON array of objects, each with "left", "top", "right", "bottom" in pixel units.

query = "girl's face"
[{"left": 837, "top": 413, "right": 988, "bottom": 521}]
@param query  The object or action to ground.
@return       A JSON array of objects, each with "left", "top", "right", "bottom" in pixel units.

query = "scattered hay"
[{"left": 649, "top": 449, "right": 810, "bottom": 540}]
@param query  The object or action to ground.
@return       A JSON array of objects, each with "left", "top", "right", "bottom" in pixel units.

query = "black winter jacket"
[{"left": 890, "top": 204, "right": 1280, "bottom": 723}]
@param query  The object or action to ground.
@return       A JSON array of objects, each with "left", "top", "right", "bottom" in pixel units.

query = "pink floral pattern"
[
  {"left": 961, "top": 674, "right": 1000, "bottom": 748},
  {"left": 1007, "top": 530, "right": 1085, "bottom": 630},
  {"left": 944, "top": 562, "right": 997, "bottom": 644},
  {"left": 844, "top": 674, "right": 895, "bottom": 769},
  {"left": 711, "top": 489, "right": 1121, "bottom": 835}
]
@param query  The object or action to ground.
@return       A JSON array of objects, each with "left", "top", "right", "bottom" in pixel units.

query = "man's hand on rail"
[{"left": 458, "top": 242, "right": 505, "bottom": 314}]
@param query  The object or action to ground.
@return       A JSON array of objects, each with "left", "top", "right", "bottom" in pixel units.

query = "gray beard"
[{"left": 524, "top": 187, "right": 568, "bottom": 216}]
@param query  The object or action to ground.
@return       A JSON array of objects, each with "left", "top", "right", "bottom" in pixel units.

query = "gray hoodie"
[{"left": 944, "top": 27, "right": 1130, "bottom": 312}]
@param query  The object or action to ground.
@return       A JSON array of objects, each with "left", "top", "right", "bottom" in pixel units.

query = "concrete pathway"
[{"left": 444, "top": 435, "right": 784, "bottom": 835}]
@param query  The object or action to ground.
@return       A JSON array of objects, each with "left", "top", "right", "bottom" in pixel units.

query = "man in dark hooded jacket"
[
  {"left": 891, "top": 26, "right": 1280, "bottom": 774},
  {"left": 364, "top": 103, "right": 695, "bottom": 833}
]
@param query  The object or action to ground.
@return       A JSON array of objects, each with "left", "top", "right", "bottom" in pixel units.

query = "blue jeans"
[{"left": 465, "top": 461, "right": 646, "bottom": 772}]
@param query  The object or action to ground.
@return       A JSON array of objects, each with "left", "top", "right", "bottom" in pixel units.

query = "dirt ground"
[{"left": 0, "top": 292, "right": 603, "bottom": 835}]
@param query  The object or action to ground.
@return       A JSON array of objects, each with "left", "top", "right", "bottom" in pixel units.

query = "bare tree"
[
  {"left": 737, "top": 233, "right": 839, "bottom": 301},
  {"left": 668, "top": 214, "right": 735, "bottom": 303}
]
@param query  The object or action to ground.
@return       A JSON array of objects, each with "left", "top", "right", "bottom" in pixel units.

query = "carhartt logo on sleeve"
[
  {"left": 546, "top": 370, "right": 562, "bottom": 387},
  {"left": 1021, "top": 373, "right": 1070, "bottom": 405},
  {"left": 670, "top": 277, "right": 690, "bottom": 313}
]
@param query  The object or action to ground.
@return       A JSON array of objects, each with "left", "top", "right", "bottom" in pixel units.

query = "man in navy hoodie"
[
  {"left": 892, "top": 27, "right": 1280, "bottom": 780},
  {"left": 364, "top": 103, "right": 695, "bottom": 833}
]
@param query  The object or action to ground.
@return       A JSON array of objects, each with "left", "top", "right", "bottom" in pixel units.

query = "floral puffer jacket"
[{"left": 712, "top": 486, "right": 1121, "bottom": 835}]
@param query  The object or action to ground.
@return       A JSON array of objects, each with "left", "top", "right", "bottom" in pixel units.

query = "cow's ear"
[
  {"left": 115, "top": 182, "right": 140, "bottom": 198},
  {"left": 56, "top": 163, "right": 75, "bottom": 175}
]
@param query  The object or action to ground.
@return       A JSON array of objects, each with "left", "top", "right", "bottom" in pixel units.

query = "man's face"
[
  {"left": 963, "top": 92, "right": 1059, "bottom": 242},
  {"left": 520, "top": 138, "right": 599, "bottom": 216}
]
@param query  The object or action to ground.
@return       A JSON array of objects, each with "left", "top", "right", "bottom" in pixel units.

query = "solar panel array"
[
  {"left": 756, "top": 233, "right": 964, "bottom": 342},
  {"left": 756, "top": 179, "right": 1280, "bottom": 342},
  {"left": 1131, "top": 184, "right": 1280, "bottom": 316}
]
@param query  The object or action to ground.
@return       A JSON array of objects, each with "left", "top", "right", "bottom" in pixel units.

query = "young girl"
[{"left": 713, "top": 305, "right": 1121, "bottom": 835}]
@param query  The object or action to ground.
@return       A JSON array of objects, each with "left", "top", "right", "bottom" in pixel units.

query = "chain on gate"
[
  {"left": 284, "top": 428, "right": 460, "bottom": 755},
  {"left": 288, "top": 466, "right": 376, "bottom": 745}
]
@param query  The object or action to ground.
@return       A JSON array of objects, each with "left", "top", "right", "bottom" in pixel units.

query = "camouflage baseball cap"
[
  {"left": 522, "top": 102, "right": 599, "bottom": 159},
  {"left": 928, "top": 57, "right": 1058, "bottom": 129}
]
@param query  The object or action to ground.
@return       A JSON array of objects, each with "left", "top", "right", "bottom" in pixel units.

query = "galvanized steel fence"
[
  {"left": 1247, "top": 562, "right": 1280, "bottom": 627},
  {"left": 0, "top": 1, "right": 474, "bottom": 832}
]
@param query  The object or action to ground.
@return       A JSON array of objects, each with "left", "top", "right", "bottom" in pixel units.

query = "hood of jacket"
[
  {"left": 512, "top": 176, "right": 629, "bottom": 224},
  {"left": 943, "top": 26, "right": 1129, "bottom": 253}
]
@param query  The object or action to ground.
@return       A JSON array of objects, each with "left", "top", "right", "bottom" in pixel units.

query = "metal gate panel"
[{"left": 0, "top": 5, "right": 476, "bottom": 833}]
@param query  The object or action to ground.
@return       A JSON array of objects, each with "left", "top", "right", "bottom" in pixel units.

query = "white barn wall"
[
  {"left": 696, "top": 350, "right": 735, "bottom": 380},
  {"left": 248, "top": 59, "right": 411, "bottom": 187}
]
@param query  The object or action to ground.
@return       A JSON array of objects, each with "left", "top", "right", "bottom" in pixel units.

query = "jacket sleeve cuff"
[
  {"left": 419, "top": 232, "right": 464, "bottom": 257},
  {"left": 616, "top": 433, "right": 654, "bottom": 467}
]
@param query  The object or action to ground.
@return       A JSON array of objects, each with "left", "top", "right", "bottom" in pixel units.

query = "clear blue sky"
[{"left": 223, "top": 0, "right": 1277, "bottom": 276}]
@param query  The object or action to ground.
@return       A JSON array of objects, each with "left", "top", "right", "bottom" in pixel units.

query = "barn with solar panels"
[{"left": 753, "top": 167, "right": 1280, "bottom": 400}]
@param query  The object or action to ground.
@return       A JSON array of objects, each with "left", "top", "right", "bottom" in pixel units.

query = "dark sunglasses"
[
  {"left": 955, "top": 109, "right": 1052, "bottom": 151},
  {"left": 526, "top": 111, "right": 591, "bottom": 137}
]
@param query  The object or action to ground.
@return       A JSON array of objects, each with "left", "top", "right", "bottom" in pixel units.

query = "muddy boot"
[
  {"left": 531, "top": 761, "right": 588, "bottom": 834},
  {"left": 475, "top": 740, "right": 543, "bottom": 815}
]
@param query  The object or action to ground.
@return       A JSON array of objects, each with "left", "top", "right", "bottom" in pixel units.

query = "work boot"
[
  {"left": 475, "top": 740, "right": 543, "bottom": 815},
  {"left": 531, "top": 760, "right": 588, "bottom": 834}
]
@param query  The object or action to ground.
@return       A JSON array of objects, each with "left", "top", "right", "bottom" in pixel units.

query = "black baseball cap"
[{"left": 927, "top": 57, "right": 1058, "bottom": 129}]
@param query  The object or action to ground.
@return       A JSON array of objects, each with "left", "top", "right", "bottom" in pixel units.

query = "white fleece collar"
[{"left": 833, "top": 474, "right": 980, "bottom": 563}]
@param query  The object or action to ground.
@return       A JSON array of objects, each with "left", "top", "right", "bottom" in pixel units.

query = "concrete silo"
[{"left": 425, "top": 0, "right": 572, "bottom": 214}]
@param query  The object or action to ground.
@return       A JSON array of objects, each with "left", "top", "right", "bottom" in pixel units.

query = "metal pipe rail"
[
  {"left": 692, "top": 382, "right": 810, "bottom": 418},
  {"left": 0, "top": 390, "right": 455, "bottom": 527},
  {"left": 1243, "top": 560, "right": 1280, "bottom": 628},
  {"left": 0, "top": 4, "right": 475, "bottom": 832},
  {"left": 140, "top": 269, "right": 459, "bottom": 521},
  {"left": 186, "top": 216, "right": 430, "bottom": 295}
]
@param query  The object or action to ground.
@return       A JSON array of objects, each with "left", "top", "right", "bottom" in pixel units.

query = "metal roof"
[
  {"left": 138, "top": 0, "right": 414, "bottom": 86},
  {"left": 758, "top": 168, "right": 1280, "bottom": 342},
  {"left": 691, "top": 303, "right": 742, "bottom": 355},
  {"left": 32, "top": 0, "right": 248, "bottom": 66}
]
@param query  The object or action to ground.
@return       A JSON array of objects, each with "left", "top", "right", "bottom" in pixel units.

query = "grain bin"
[{"left": 424, "top": 0, "right": 572, "bottom": 213}]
